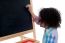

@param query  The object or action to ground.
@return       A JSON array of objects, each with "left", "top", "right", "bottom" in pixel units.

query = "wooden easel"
[{"left": 0, "top": 0, "right": 36, "bottom": 41}]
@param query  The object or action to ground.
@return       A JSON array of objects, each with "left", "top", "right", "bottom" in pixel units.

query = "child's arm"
[
  {"left": 26, "top": 4, "right": 38, "bottom": 21},
  {"left": 26, "top": 4, "right": 40, "bottom": 25}
]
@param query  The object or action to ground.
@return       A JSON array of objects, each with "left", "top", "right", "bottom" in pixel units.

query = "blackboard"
[{"left": 0, "top": 0, "right": 33, "bottom": 37}]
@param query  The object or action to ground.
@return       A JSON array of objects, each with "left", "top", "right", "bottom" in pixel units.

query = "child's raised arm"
[{"left": 26, "top": 4, "right": 38, "bottom": 22}]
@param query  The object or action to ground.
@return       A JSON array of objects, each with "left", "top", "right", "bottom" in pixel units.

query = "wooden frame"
[
  {"left": 30, "top": 0, "right": 36, "bottom": 40},
  {"left": 0, "top": 29, "right": 33, "bottom": 41}
]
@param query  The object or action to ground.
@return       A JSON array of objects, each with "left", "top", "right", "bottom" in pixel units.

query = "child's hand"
[
  {"left": 26, "top": 4, "right": 33, "bottom": 13},
  {"left": 26, "top": 4, "right": 37, "bottom": 22}
]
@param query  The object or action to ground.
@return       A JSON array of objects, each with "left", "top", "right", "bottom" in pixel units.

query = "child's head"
[{"left": 39, "top": 8, "right": 61, "bottom": 28}]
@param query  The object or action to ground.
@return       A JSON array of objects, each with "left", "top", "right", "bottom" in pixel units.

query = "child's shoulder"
[
  {"left": 52, "top": 29, "right": 58, "bottom": 36},
  {"left": 46, "top": 27, "right": 58, "bottom": 36}
]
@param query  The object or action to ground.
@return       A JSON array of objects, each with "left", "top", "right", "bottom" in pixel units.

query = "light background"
[{"left": 0, "top": 0, "right": 65, "bottom": 43}]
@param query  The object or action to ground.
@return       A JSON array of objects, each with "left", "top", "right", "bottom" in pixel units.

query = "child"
[{"left": 26, "top": 4, "right": 61, "bottom": 43}]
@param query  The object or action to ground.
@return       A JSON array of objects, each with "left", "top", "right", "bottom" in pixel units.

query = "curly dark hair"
[{"left": 39, "top": 8, "right": 61, "bottom": 28}]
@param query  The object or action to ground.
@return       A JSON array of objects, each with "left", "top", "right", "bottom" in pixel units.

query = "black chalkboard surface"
[{"left": 0, "top": 0, "right": 33, "bottom": 37}]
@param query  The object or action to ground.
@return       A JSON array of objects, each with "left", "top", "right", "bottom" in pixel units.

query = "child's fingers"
[
  {"left": 26, "top": 4, "right": 33, "bottom": 12},
  {"left": 26, "top": 4, "right": 30, "bottom": 8}
]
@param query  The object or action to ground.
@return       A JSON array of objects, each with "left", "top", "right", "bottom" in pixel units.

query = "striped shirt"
[{"left": 42, "top": 27, "right": 58, "bottom": 43}]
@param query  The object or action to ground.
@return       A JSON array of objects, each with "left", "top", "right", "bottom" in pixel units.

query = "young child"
[{"left": 26, "top": 4, "right": 61, "bottom": 43}]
